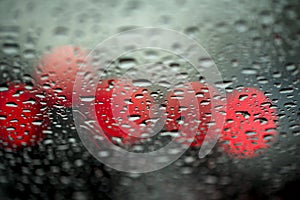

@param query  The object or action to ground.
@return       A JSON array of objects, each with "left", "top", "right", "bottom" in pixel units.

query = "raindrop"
[
  {"left": 132, "top": 79, "right": 152, "bottom": 87},
  {"left": 79, "top": 96, "right": 95, "bottom": 102},
  {"left": 235, "top": 111, "right": 251, "bottom": 119},
  {"left": 215, "top": 80, "right": 233, "bottom": 88},
  {"left": 235, "top": 20, "right": 248, "bottom": 33},
  {"left": 245, "top": 131, "right": 257, "bottom": 136},
  {"left": 241, "top": 68, "right": 257, "bottom": 75},
  {"left": 0, "top": 86, "right": 9, "bottom": 92},
  {"left": 254, "top": 117, "right": 268, "bottom": 125},
  {"left": 119, "top": 58, "right": 137, "bottom": 69},
  {"left": 260, "top": 10, "right": 274, "bottom": 25},
  {"left": 2, "top": 43, "right": 20, "bottom": 55},
  {"left": 184, "top": 26, "right": 199, "bottom": 37},
  {"left": 6, "top": 102, "right": 18, "bottom": 107},
  {"left": 239, "top": 94, "right": 248, "bottom": 101},
  {"left": 285, "top": 63, "right": 296, "bottom": 71},
  {"left": 127, "top": 115, "right": 141, "bottom": 121},
  {"left": 134, "top": 94, "right": 144, "bottom": 99},
  {"left": 200, "top": 100, "right": 210, "bottom": 106},
  {"left": 23, "top": 49, "right": 36, "bottom": 59},
  {"left": 279, "top": 87, "right": 294, "bottom": 94},
  {"left": 32, "top": 120, "right": 44, "bottom": 126},
  {"left": 199, "top": 58, "right": 214, "bottom": 68}
]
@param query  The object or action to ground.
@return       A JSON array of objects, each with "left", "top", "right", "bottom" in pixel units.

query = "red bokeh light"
[
  {"left": 0, "top": 83, "right": 49, "bottom": 150},
  {"left": 34, "top": 46, "right": 87, "bottom": 108},
  {"left": 164, "top": 82, "right": 217, "bottom": 147},
  {"left": 94, "top": 79, "right": 154, "bottom": 144},
  {"left": 220, "top": 87, "right": 278, "bottom": 158}
]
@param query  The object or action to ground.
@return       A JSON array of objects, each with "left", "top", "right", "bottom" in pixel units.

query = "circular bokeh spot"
[
  {"left": 0, "top": 83, "right": 49, "bottom": 150},
  {"left": 94, "top": 78, "right": 154, "bottom": 144},
  {"left": 164, "top": 82, "right": 219, "bottom": 147},
  {"left": 34, "top": 46, "right": 87, "bottom": 108},
  {"left": 220, "top": 87, "right": 278, "bottom": 158}
]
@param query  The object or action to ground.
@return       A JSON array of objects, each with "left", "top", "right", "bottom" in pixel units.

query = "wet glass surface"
[{"left": 0, "top": 0, "right": 299, "bottom": 199}]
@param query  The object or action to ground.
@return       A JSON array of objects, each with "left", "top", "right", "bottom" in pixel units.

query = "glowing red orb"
[
  {"left": 94, "top": 79, "right": 154, "bottom": 144},
  {"left": 34, "top": 46, "right": 86, "bottom": 108},
  {"left": 220, "top": 87, "right": 278, "bottom": 158},
  {"left": 0, "top": 83, "right": 49, "bottom": 150},
  {"left": 164, "top": 82, "right": 217, "bottom": 147}
]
